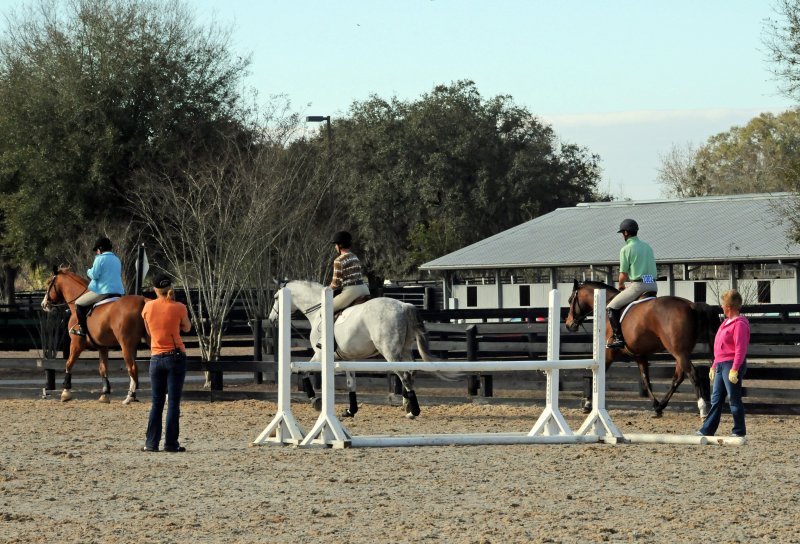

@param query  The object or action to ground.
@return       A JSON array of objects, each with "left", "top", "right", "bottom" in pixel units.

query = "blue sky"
[
  {"left": 2, "top": 1, "right": 796, "bottom": 200},
  {"left": 191, "top": 0, "right": 796, "bottom": 200}
]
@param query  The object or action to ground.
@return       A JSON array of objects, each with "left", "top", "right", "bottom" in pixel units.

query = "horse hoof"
[
  {"left": 61, "top": 390, "right": 72, "bottom": 402},
  {"left": 122, "top": 396, "right": 138, "bottom": 405},
  {"left": 311, "top": 397, "right": 322, "bottom": 412},
  {"left": 98, "top": 394, "right": 110, "bottom": 404},
  {"left": 651, "top": 412, "right": 663, "bottom": 419},
  {"left": 405, "top": 412, "right": 417, "bottom": 420},
  {"left": 341, "top": 409, "right": 355, "bottom": 418}
]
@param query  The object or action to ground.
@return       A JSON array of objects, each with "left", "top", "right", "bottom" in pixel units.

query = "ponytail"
[{"left": 155, "top": 286, "right": 175, "bottom": 301}]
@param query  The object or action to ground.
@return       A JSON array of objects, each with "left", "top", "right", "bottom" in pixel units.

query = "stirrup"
[
  {"left": 70, "top": 325, "right": 86, "bottom": 337},
  {"left": 606, "top": 336, "right": 625, "bottom": 349}
]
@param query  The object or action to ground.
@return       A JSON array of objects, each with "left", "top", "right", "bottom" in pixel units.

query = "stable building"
[{"left": 420, "top": 193, "right": 800, "bottom": 309}]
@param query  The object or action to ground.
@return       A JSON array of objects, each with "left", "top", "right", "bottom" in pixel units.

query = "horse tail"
[
  {"left": 404, "top": 305, "right": 466, "bottom": 382},
  {"left": 404, "top": 304, "right": 439, "bottom": 362},
  {"left": 691, "top": 302, "right": 721, "bottom": 358}
]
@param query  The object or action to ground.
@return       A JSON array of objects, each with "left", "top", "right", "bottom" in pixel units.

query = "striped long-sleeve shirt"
[{"left": 330, "top": 252, "right": 364, "bottom": 289}]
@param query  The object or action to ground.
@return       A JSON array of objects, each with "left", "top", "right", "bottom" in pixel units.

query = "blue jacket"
[{"left": 87, "top": 252, "right": 125, "bottom": 295}]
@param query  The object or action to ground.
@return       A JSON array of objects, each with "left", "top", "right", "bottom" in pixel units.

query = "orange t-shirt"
[{"left": 141, "top": 298, "right": 188, "bottom": 355}]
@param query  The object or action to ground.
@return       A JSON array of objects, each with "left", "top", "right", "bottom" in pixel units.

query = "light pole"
[
  {"left": 306, "top": 115, "right": 335, "bottom": 211},
  {"left": 306, "top": 115, "right": 331, "bottom": 153}
]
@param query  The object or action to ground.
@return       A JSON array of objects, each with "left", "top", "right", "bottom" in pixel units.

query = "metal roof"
[{"left": 420, "top": 193, "right": 800, "bottom": 271}]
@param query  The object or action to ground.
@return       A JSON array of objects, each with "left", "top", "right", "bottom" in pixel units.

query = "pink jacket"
[{"left": 713, "top": 315, "right": 750, "bottom": 372}]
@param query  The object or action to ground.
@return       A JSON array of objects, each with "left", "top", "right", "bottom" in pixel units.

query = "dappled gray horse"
[{"left": 269, "top": 280, "right": 440, "bottom": 418}]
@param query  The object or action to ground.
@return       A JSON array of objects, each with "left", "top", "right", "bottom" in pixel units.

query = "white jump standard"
[{"left": 254, "top": 288, "right": 622, "bottom": 448}]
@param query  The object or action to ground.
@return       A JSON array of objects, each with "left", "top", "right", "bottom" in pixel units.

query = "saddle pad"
[
  {"left": 620, "top": 297, "right": 655, "bottom": 322},
  {"left": 93, "top": 297, "right": 119, "bottom": 308}
]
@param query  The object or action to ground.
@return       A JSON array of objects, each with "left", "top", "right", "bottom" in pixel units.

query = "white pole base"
[{"left": 253, "top": 411, "right": 305, "bottom": 446}]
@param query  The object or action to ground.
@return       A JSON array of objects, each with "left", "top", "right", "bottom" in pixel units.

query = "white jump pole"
[
  {"left": 577, "top": 289, "right": 623, "bottom": 440},
  {"left": 253, "top": 288, "right": 305, "bottom": 446},
  {"left": 299, "top": 287, "right": 352, "bottom": 448},
  {"left": 621, "top": 433, "right": 745, "bottom": 446},
  {"left": 529, "top": 289, "right": 572, "bottom": 436}
]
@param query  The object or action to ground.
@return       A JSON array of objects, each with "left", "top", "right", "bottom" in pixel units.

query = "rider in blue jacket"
[{"left": 72, "top": 237, "right": 125, "bottom": 337}]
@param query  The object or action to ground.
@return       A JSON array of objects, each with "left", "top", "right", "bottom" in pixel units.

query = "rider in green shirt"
[{"left": 607, "top": 219, "right": 658, "bottom": 349}]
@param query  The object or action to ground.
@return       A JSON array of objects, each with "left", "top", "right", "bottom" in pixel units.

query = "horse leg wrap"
[
  {"left": 301, "top": 377, "right": 316, "bottom": 399},
  {"left": 62, "top": 372, "right": 72, "bottom": 390},
  {"left": 406, "top": 390, "right": 421, "bottom": 417},
  {"left": 348, "top": 391, "right": 358, "bottom": 415},
  {"left": 102, "top": 377, "right": 111, "bottom": 395}
]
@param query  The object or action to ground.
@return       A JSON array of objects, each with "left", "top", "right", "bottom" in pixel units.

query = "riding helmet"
[
  {"left": 617, "top": 219, "right": 639, "bottom": 234},
  {"left": 92, "top": 237, "right": 113, "bottom": 252},
  {"left": 331, "top": 231, "right": 352, "bottom": 248}
]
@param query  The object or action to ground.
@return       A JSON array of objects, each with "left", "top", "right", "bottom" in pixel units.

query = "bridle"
[
  {"left": 43, "top": 272, "right": 87, "bottom": 309},
  {"left": 568, "top": 286, "right": 593, "bottom": 327}
]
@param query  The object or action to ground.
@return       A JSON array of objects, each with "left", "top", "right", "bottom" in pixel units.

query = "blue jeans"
[
  {"left": 699, "top": 360, "right": 747, "bottom": 437},
  {"left": 145, "top": 352, "right": 187, "bottom": 450}
]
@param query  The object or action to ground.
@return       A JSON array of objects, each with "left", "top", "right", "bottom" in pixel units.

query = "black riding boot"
[
  {"left": 606, "top": 308, "right": 625, "bottom": 349},
  {"left": 72, "top": 305, "right": 88, "bottom": 337}
]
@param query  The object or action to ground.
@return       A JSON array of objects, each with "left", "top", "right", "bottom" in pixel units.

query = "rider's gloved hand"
[
  {"left": 729, "top": 369, "right": 739, "bottom": 384},
  {"left": 709, "top": 366, "right": 715, "bottom": 381}
]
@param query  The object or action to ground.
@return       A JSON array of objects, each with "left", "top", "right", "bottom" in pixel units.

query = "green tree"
[
  {"left": 0, "top": 0, "right": 250, "bottom": 275},
  {"left": 322, "top": 81, "right": 606, "bottom": 282},
  {"left": 657, "top": 110, "right": 800, "bottom": 198},
  {"left": 764, "top": 1, "right": 800, "bottom": 243},
  {"left": 765, "top": 0, "right": 800, "bottom": 103}
]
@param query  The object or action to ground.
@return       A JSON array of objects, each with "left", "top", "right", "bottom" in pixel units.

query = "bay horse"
[
  {"left": 41, "top": 267, "right": 147, "bottom": 404},
  {"left": 269, "top": 280, "right": 445, "bottom": 419},
  {"left": 565, "top": 280, "right": 720, "bottom": 418}
]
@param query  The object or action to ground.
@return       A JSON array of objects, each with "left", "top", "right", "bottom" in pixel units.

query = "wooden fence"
[{"left": 4, "top": 296, "right": 800, "bottom": 413}]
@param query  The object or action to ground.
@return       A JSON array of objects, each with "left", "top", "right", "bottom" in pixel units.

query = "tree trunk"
[{"left": 0, "top": 263, "right": 18, "bottom": 305}]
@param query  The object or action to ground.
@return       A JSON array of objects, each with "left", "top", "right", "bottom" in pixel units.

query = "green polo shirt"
[{"left": 619, "top": 236, "right": 657, "bottom": 280}]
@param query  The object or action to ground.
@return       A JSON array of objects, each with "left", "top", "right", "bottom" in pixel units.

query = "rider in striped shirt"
[{"left": 329, "top": 231, "right": 370, "bottom": 312}]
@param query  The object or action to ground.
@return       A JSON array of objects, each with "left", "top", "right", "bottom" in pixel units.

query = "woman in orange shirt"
[{"left": 141, "top": 274, "right": 191, "bottom": 452}]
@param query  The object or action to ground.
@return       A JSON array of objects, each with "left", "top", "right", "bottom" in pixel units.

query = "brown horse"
[
  {"left": 41, "top": 267, "right": 147, "bottom": 404},
  {"left": 565, "top": 280, "right": 720, "bottom": 418}
]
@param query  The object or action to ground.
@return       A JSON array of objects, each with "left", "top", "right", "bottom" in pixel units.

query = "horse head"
[
  {"left": 565, "top": 280, "right": 594, "bottom": 332},
  {"left": 41, "top": 266, "right": 86, "bottom": 312},
  {"left": 268, "top": 280, "right": 321, "bottom": 323}
]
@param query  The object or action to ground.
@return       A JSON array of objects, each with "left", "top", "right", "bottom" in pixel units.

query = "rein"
[{"left": 45, "top": 273, "right": 88, "bottom": 308}]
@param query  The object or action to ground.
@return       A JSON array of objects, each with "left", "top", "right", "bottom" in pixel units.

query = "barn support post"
[
  {"left": 794, "top": 263, "right": 800, "bottom": 304},
  {"left": 495, "top": 269, "right": 503, "bottom": 312},
  {"left": 666, "top": 264, "right": 675, "bottom": 296},
  {"left": 549, "top": 268, "right": 557, "bottom": 289},
  {"left": 465, "top": 325, "right": 479, "bottom": 396},
  {"left": 730, "top": 263, "right": 738, "bottom": 291},
  {"left": 441, "top": 272, "right": 451, "bottom": 310}
]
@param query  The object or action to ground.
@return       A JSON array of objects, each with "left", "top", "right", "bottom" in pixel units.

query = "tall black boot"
[
  {"left": 71, "top": 305, "right": 87, "bottom": 336},
  {"left": 606, "top": 308, "right": 625, "bottom": 349}
]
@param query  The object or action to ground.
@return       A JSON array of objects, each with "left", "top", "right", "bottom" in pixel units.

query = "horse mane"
[
  {"left": 290, "top": 279, "right": 323, "bottom": 290},
  {"left": 580, "top": 280, "right": 619, "bottom": 294},
  {"left": 58, "top": 268, "right": 88, "bottom": 287}
]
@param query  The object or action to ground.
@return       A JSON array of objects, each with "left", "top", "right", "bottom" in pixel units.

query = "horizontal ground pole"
[
  {"left": 349, "top": 433, "right": 603, "bottom": 448},
  {"left": 623, "top": 433, "right": 747, "bottom": 446}
]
